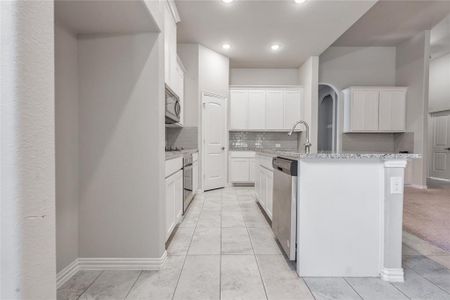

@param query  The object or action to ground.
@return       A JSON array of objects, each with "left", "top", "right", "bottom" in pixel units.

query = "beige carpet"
[{"left": 404, "top": 187, "right": 450, "bottom": 251}]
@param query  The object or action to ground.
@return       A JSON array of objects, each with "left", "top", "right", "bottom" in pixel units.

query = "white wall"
[
  {"left": 319, "top": 47, "right": 397, "bottom": 152},
  {"left": 396, "top": 31, "right": 430, "bottom": 187},
  {"left": 199, "top": 45, "right": 230, "bottom": 98},
  {"left": 429, "top": 53, "right": 450, "bottom": 113},
  {"left": 1, "top": 1, "right": 56, "bottom": 298},
  {"left": 230, "top": 68, "right": 299, "bottom": 86},
  {"left": 78, "top": 33, "right": 166, "bottom": 259},
  {"left": 319, "top": 47, "right": 397, "bottom": 88},
  {"left": 298, "top": 56, "right": 319, "bottom": 153},
  {"left": 55, "top": 24, "right": 79, "bottom": 273}
]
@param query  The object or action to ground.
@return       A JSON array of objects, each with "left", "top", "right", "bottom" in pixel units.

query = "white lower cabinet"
[
  {"left": 165, "top": 168, "right": 183, "bottom": 240},
  {"left": 193, "top": 160, "right": 199, "bottom": 194},
  {"left": 254, "top": 154, "right": 274, "bottom": 220},
  {"left": 229, "top": 151, "right": 256, "bottom": 184}
]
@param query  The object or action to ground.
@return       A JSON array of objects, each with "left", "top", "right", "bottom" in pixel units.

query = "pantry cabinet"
[
  {"left": 343, "top": 86, "right": 407, "bottom": 133},
  {"left": 229, "top": 87, "right": 303, "bottom": 131}
]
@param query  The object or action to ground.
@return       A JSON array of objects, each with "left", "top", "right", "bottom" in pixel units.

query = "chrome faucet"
[{"left": 288, "top": 120, "right": 312, "bottom": 154}]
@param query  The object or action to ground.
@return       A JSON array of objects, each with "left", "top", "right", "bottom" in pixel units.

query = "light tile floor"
[{"left": 58, "top": 187, "right": 450, "bottom": 300}]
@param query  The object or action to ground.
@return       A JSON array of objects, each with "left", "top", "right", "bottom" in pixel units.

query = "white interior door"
[
  {"left": 430, "top": 113, "right": 450, "bottom": 180},
  {"left": 203, "top": 93, "right": 227, "bottom": 191}
]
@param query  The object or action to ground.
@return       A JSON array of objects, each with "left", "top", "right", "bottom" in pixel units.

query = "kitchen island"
[{"left": 256, "top": 150, "right": 420, "bottom": 282}]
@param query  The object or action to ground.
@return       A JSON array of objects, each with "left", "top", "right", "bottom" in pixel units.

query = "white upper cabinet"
[
  {"left": 343, "top": 86, "right": 406, "bottom": 133},
  {"left": 248, "top": 90, "right": 266, "bottom": 129},
  {"left": 230, "top": 90, "right": 249, "bottom": 130},
  {"left": 164, "top": 1, "right": 180, "bottom": 94},
  {"left": 378, "top": 88, "right": 407, "bottom": 132},
  {"left": 266, "top": 90, "right": 284, "bottom": 130},
  {"left": 284, "top": 89, "right": 303, "bottom": 130},
  {"left": 230, "top": 87, "right": 303, "bottom": 131},
  {"left": 175, "top": 58, "right": 185, "bottom": 125}
]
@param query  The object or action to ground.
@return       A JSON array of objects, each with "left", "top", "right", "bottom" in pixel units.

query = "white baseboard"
[
  {"left": 381, "top": 268, "right": 404, "bottom": 282},
  {"left": 79, "top": 251, "right": 167, "bottom": 270},
  {"left": 56, "top": 259, "right": 80, "bottom": 289},
  {"left": 56, "top": 251, "right": 167, "bottom": 288},
  {"left": 405, "top": 184, "right": 428, "bottom": 189}
]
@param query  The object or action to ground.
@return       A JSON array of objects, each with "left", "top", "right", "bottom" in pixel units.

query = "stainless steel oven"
[
  {"left": 165, "top": 85, "right": 180, "bottom": 124},
  {"left": 183, "top": 154, "right": 194, "bottom": 214}
]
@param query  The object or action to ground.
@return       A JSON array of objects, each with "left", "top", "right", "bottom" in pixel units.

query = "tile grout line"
[
  {"left": 123, "top": 271, "right": 142, "bottom": 300},
  {"left": 170, "top": 194, "right": 206, "bottom": 300},
  {"left": 388, "top": 281, "right": 411, "bottom": 300},
  {"left": 342, "top": 277, "right": 364, "bottom": 300},
  {"left": 76, "top": 271, "right": 104, "bottom": 300},
  {"left": 300, "top": 279, "right": 317, "bottom": 300},
  {"left": 406, "top": 265, "right": 450, "bottom": 296},
  {"left": 239, "top": 191, "right": 270, "bottom": 300}
]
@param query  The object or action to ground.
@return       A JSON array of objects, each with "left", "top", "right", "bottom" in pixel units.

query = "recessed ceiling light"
[
  {"left": 222, "top": 0, "right": 233, "bottom": 3},
  {"left": 222, "top": 43, "right": 231, "bottom": 50},
  {"left": 294, "top": 0, "right": 307, "bottom": 3},
  {"left": 271, "top": 44, "right": 281, "bottom": 51}
]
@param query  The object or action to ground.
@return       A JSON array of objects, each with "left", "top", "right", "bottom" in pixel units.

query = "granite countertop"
[
  {"left": 165, "top": 149, "right": 198, "bottom": 160},
  {"left": 253, "top": 149, "right": 422, "bottom": 160}
]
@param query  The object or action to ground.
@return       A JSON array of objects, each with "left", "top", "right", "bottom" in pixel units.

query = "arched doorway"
[{"left": 318, "top": 84, "right": 339, "bottom": 152}]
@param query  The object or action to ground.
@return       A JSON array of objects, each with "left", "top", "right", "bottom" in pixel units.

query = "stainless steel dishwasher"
[{"left": 272, "top": 157, "right": 298, "bottom": 261}]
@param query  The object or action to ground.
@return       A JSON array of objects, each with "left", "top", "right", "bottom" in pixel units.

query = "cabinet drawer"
[
  {"left": 230, "top": 151, "right": 256, "bottom": 158},
  {"left": 256, "top": 154, "right": 274, "bottom": 171},
  {"left": 165, "top": 157, "right": 182, "bottom": 178}
]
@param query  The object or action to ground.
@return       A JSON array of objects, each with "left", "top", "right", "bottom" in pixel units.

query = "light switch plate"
[{"left": 390, "top": 177, "right": 403, "bottom": 194}]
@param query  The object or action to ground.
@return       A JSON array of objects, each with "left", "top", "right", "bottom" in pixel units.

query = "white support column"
[
  {"left": 381, "top": 160, "right": 407, "bottom": 282},
  {"left": 1, "top": 1, "right": 56, "bottom": 299}
]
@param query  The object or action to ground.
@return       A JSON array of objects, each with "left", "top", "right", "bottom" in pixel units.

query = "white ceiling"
[
  {"left": 175, "top": 0, "right": 376, "bottom": 68},
  {"left": 55, "top": 0, "right": 159, "bottom": 35},
  {"left": 333, "top": 0, "right": 450, "bottom": 47}
]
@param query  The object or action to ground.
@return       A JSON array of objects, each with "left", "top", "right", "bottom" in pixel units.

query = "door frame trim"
[{"left": 201, "top": 91, "right": 228, "bottom": 192}]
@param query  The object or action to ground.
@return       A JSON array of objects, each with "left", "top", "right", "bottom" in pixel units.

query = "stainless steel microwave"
[{"left": 165, "top": 85, "right": 180, "bottom": 124}]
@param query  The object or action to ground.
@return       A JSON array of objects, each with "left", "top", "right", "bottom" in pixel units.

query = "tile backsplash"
[
  {"left": 166, "top": 126, "right": 198, "bottom": 149},
  {"left": 229, "top": 131, "right": 299, "bottom": 151}
]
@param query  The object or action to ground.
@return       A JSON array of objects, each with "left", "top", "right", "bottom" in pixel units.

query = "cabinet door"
[
  {"left": 254, "top": 164, "right": 260, "bottom": 199},
  {"left": 230, "top": 158, "right": 250, "bottom": 182},
  {"left": 260, "top": 166, "right": 266, "bottom": 209},
  {"left": 193, "top": 161, "right": 198, "bottom": 195},
  {"left": 164, "top": 3, "right": 177, "bottom": 91},
  {"left": 350, "top": 89, "right": 379, "bottom": 131},
  {"left": 379, "top": 89, "right": 406, "bottom": 132},
  {"left": 165, "top": 176, "right": 175, "bottom": 239},
  {"left": 248, "top": 90, "right": 266, "bottom": 130},
  {"left": 266, "top": 90, "right": 284, "bottom": 130},
  {"left": 284, "top": 89, "right": 302, "bottom": 130},
  {"left": 174, "top": 170, "right": 183, "bottom": 222},
  {"left": 175, "top": 61, "right": 184, "bottom": 125},
  {"left": 265, "top": 169, "right": 273, "bottom": 219},
  {"left": 230, "top": 90, "right": 249, "bottom": 130},
  {"left": 249, "top": 158, "right": 255, "bottom": 183}
]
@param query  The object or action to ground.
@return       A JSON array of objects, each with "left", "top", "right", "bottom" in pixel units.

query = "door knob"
[
  {"left": 446, "top": 147, "right": 450, "bottom": 150},
  {"left": 221, "top": 147, "right": 225, "bottom": 150}
]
